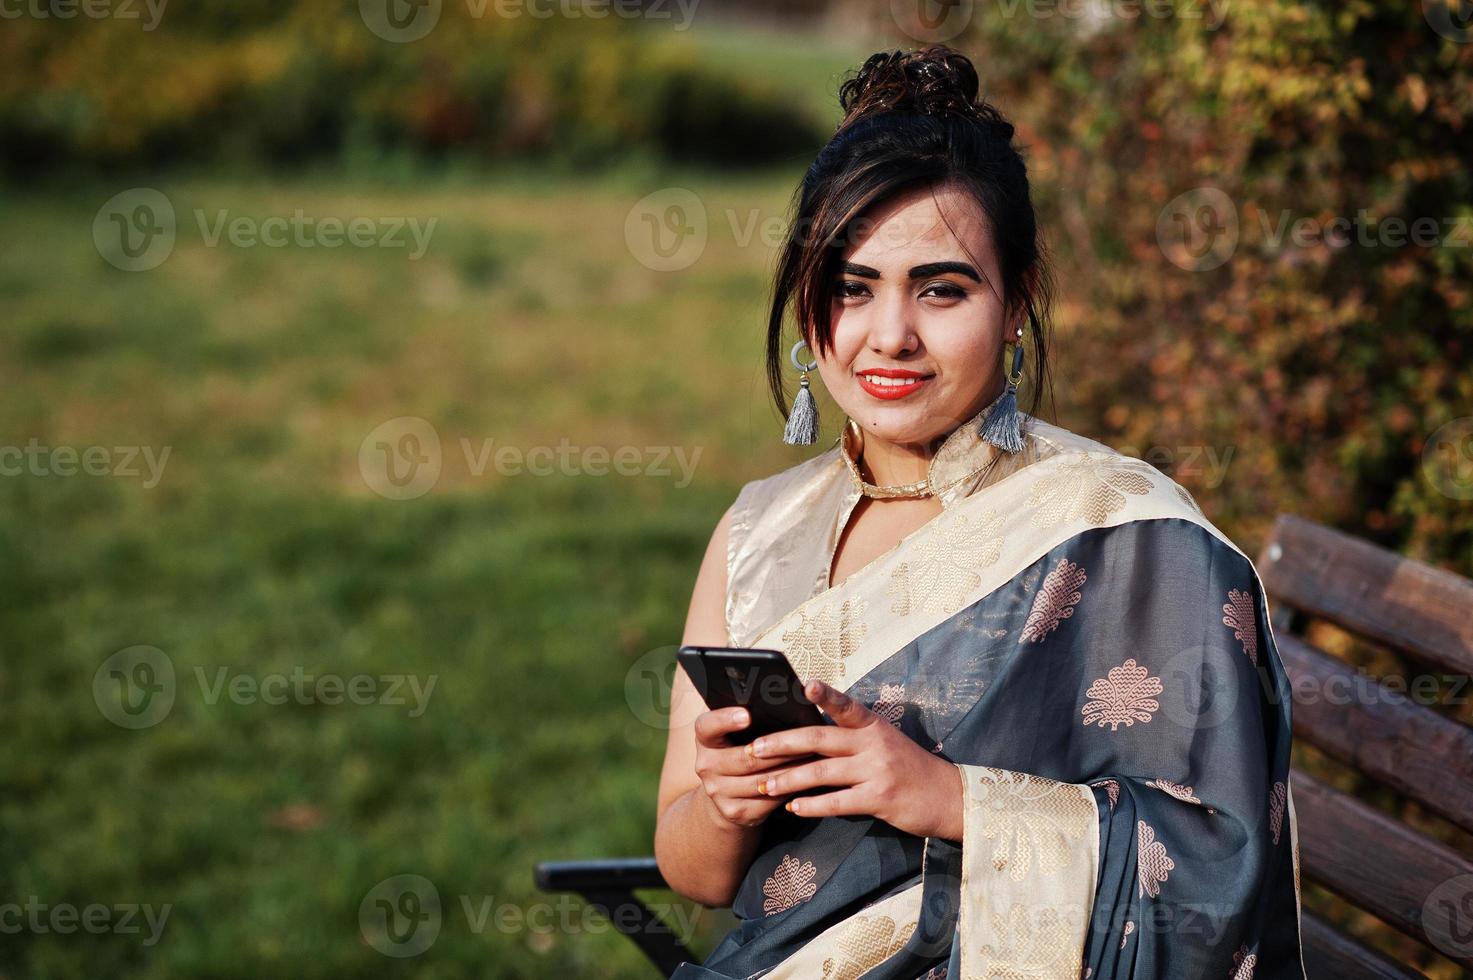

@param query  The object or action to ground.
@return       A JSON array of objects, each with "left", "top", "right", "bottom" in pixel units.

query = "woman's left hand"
[{"left": 745, "top": 679, "right": 964, "bottom": 841}]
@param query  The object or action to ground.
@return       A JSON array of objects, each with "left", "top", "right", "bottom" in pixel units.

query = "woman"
[{"left": 655, "top": 45, "right": 1303, "bottom": 979}]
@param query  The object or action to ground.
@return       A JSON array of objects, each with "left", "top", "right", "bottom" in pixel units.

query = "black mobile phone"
[{"left": 676, "top": 645, "right": 830, "bottom": 745}]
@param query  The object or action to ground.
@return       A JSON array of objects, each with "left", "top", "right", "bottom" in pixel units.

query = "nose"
[{"left": 866, "top": 292, "right": 919, "bottom": 359}]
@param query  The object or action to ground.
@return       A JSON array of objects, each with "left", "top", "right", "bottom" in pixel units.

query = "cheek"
[
  {"left": 823, "top": 315, "right": 868, "bottom": 367},
  {"left": 927, "top": 330, "right": 996, "bottom": 375}
]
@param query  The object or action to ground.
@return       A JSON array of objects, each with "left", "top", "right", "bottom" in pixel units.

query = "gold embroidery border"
[
  {"left": 752, "top": 880, "right": 924, "bottom": 979},
  {"left": 956, "top": 765, "right": 1099, "bottom": 979}
]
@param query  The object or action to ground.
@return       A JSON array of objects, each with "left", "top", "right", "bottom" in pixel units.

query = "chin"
[{"left": 846, "top": 398, "right": 966, "bottom": 445}]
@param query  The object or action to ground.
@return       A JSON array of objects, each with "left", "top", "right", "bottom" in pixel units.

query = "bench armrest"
[
  {"left": 533, "top": 856, "right": 670, "bottom": 893},
  {"left": 533, "top": 856, "right": 697, "bottom": 977}
]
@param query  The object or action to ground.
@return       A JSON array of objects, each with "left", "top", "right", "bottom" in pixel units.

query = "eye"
[
  {"left": 834, "top": 279, "right": 870, "bottom": 299},
  {"left": 921, "top": 281, "right": 967, "bottom": 300}
]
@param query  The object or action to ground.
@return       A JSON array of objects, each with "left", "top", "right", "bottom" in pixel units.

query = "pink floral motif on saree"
[
  {"left": 1019, "top": 557, "right": 1087, "bottom": 643},
  {"left": 762, "top": 854, "right": 818, "bottom": 916},
  {"left": 1148, "top": 779, "right": 1201, "bottom": 805},
  {"left": 1091, "top": 778, "right": 1120, "bottom": 811},
  {"left": 1081, "top": 659, "right": 1163, "bottom": 731},
  {"left": 1222, "top": 588, "right": 1258, "bottom": 666},
  {"left": 871, "top": 683, "right": 905, "bottom": 728},
  {"left": 1269, "top": 781, "right": 1287, "bottom": 846},
  {"left": 1136, "top": 820, "right": 1175, "bottom": 898}
]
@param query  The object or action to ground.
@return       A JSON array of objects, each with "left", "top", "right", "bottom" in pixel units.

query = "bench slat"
[
  {"left": 1280, "top": 633, "right": 1473, "bottom": 835},
  {"left": 1292, "top": 772, "right": 1473, "bottom": 966},
  {"left": 1300, "top": 911, "right": 1427, "bottom": 979},
  {"left": 1257, "top": 515, "right": 1473, "bottom": 677}
]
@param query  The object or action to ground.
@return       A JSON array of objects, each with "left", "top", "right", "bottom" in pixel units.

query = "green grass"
[{"left": 0, "top": 161, "right": 845, "bottom": 977}]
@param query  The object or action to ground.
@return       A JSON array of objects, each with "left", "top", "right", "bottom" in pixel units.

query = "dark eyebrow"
[
  {"left": 840, "top": 261, "right": 983, "bottom": 284},
  {"left": 910, "top": 261, "right": 983, "bottom": 283}
]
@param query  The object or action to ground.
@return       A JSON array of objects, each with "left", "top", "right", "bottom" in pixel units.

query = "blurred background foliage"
[
  {"left": 0, "top": 0, "right": 826, "bottom": 172},
  {"left": 4, "top": 0, "right": 1467, "bottom": 565},
  {"left": 952, "top": 0, "right": 1473, "bottom": 572},
  {"left": 1, "top": 0, "right": 1470, "bottom": 977}
]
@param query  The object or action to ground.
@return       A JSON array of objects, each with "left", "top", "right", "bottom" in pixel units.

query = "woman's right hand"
[{"left": 693, "top": 706, "right": 807, "bottom": 829}]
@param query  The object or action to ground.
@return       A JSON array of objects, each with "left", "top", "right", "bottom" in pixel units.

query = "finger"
[
  {"left": 694, "top": 707, "right": 751, "bottom": 747},
  {"left": 707, "top": 772, "right": 772, "bottom": 803},
  {"left": 741, "top": 737, "right": 816, "bottom": 762},
  {"left": 783, "top": 786, "right": 869, "bottom": 819},
  {"left": 716, "top": 743, "right": 800, "bottom": 777},
  {"left": 757, "top": 756, "right": 856, "bottom": 798},
  {"left": 747, "top": 724, "right": 851, "bottom": 760},
  {"left": 754, "top": 754, "right": 813, "bottom": 795},
  {"left": 749, "top": 759, "right": 812, "bottom": 797},
  {"left": 805, "top": 680, "right": 877, "bottom": 729}
]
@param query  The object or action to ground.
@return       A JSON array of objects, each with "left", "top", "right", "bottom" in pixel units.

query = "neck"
[{"left": 854, "top": 430, "right": 940, "bottom": 487}]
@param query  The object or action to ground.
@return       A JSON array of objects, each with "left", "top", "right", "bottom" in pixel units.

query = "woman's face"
[{"left": 811, "top": 181, "right": 1018, "bottom": 447}]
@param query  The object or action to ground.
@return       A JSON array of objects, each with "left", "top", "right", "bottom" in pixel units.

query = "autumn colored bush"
[{"left": 927, "top": 2, "right": 1472, "bottom": 578}]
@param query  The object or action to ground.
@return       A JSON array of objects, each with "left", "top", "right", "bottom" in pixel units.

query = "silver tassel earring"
[
  {"left": 979, "top": 328, "right": 1027, "bottom": 453},
  {"left": 782, "top": 339, "right": 820, "bottom": 445}
]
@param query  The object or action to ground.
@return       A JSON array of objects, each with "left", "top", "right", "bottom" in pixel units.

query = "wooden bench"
[
  {"left": 534, "top": 513, "right": 1473, "bottom": 977},
  {"left": 1257, "top": 514, "right": 1473, "bottom": 978}
]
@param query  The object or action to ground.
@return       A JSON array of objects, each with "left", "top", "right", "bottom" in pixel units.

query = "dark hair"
[{"left": 765, "top": 44, "right": 1055, "bottom": 427}]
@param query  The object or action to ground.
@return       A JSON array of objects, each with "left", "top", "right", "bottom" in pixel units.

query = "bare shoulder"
[{"left": 682, "top": 445, "right": 842, "bottom": 647}]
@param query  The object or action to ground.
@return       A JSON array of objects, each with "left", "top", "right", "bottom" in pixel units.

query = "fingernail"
[
  {"left": 735, "top": 710, "right": 749, "bottom": 725},
  {"left": 758, "top": 779, "right": 768, "bottom": 795},
  {"left": 743, "top": 743, "right": 754, "bottom": 758},
  {"left": 751, "top": 738, "right": 766, "bottom": 756},
  {"left": 786, "top": 800, "right": 797, "bottom": 813}
]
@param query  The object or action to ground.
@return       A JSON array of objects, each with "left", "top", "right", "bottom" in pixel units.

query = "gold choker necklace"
[{"left": 839, "top": 438, "right": 994, "bottom": 500}]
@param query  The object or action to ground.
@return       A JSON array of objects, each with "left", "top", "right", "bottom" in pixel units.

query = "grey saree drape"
[{"left": 673, "top": 439, "right": 1304, "bottom": 979}]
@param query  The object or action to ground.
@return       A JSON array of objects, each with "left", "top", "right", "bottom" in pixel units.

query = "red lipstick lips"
[{"left": 856, "top": 367, "right": 933, "bottom": 400}]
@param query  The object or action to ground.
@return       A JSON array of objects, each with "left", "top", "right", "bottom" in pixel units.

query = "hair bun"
[{"left": 837, "top": 45, "right": 1012, "bottom": 139}]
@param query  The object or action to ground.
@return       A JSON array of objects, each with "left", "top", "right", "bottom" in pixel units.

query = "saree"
[{"left": 671, "top": 396, "right": 1304, "bottom": 979}]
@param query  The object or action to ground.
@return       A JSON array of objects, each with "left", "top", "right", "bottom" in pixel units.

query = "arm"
[{"left": 653, "top": 503, "right": 765, "bottom": 908}]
